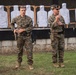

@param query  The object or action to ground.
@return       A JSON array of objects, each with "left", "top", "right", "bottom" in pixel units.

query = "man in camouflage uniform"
[
  {"left": 11, "top": 6, "right": 33, "bottom": 70},
  {"left": 48, "top": 5, "right": 65, "bottom": 68}
]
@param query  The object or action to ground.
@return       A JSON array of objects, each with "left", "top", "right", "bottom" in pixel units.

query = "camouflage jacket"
[
  {"left": 48, "top": 14, "right": 65, "bottom": 33},
  {"left": 11, "top": 15, "right": 33, "bottom": 34}
]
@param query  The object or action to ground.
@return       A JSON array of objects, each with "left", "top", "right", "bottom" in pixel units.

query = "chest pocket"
[
  {"left": 21, "top": 22, "right": 29, "bottom": 28},
  {"left": 17, "top": 18, "right": 29, "bottom": 28}
]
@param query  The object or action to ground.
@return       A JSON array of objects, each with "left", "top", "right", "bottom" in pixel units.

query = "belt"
[
  {"left": 58, "top": 31, "right": 64, "bottom": 34},
  {"left": 18, "top": 31, "right": 31, "bottom": 36}
]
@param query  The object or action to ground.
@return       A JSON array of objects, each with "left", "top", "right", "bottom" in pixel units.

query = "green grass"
[{"left": 0, "top": 51, "right": 76, "bottom": 75}]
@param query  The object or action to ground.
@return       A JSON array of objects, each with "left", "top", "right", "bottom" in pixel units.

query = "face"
[
  {"left": 53, "top": 8, "right": 59, "bottom": 15},
  {"left": 20, "top": 8, "right": 26, "bottom": 16}
]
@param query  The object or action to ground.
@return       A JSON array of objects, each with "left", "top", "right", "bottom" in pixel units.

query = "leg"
[
  {"left": 58, "top": 34, "right": 64, "bottom": 63},
  {"left": 58, "top": 34, "right": 65, "bottom": 67},
  {"left": 17, "top": 37, "right": 24, "bottom": 64},
  {"left": 51, "top": 34, "right": 58, "bottom": 63},
  {"left": 51, "top": 33, "right": 59, "bottom": 68},
  {"left": 52, "top": 39, "right": 60, "bottom": 67},
  {"left": 24, "top": 37, "right": 33, "bottom": 65}
]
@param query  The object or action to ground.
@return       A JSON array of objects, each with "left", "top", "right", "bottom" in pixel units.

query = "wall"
[{"left": 0, "top": 38, "right": 76, "bottom": 54}]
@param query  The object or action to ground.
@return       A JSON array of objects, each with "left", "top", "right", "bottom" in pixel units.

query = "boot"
[
  {"left": 15, "top": 62, "right": 21, "bottom": 69},
  {"left": 59, "top": 63, "right": 65, "bottom": 68},
  {"left": 28, "top": 65, "right": 34, "bottom": 70},
  {"left": 53, "top": 63, "right": 59, "bottom": 68}
]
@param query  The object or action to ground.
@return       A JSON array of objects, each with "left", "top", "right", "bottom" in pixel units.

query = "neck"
[
  {"left": 21, "top": 14, "right": 25, "bottom": 17},
  {"left": 53, "top": 13, "right": 58, "bottom": 16}
]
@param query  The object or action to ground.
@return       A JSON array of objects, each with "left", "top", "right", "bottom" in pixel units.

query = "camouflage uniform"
[
  {"left": 48, "top": 14, "right": 65, "bottom": 63},
  {"left": 11, "top": 15, "right": 33, "bottom": 65}
]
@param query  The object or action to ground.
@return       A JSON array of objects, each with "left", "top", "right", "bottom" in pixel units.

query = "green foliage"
[{"left": 0, "top": 51, "right": 76, "bottom": 75}]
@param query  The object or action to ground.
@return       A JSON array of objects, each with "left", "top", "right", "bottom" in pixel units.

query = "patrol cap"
[{"left": 51, "top": 4, "right": 60, "bottom": 10}]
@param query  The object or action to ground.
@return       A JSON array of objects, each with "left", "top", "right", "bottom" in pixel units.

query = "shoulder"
[
  {"left": 13, "top": 15, "right": 20, "bottom": 20},
  {"left": 48, "top": 14, "right": 55, "bottom": 20},
  {"left": 25, "top": 15, "right": 32, "bottom": 19},
  {"left": 14, "top": 15, "right": 20, "bottom": 18},
  {"left": 60, "top": 15, "right": 64, "bottom": 19},
  {"left": 25, "top": 15, "right": 32, "bottom": 21}
]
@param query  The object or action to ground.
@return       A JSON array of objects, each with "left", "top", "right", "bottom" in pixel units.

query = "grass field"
[{"left": 0, "top": 51, "right": 76, "bottom": 75}]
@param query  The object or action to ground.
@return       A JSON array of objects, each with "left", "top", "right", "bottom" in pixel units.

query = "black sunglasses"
[{"left": 56, "top": 9, "right": 59, "bottom": 10}]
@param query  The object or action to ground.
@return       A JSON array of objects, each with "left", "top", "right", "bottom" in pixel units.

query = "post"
[
  {"left": 6, "top": 6, "right": 11, "bottom": 28},
  {"left": 33, "top": 6, "right": 37, "bottom": 27}
]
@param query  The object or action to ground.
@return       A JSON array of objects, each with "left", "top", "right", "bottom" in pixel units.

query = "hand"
[
  {"left": 17, "top": 28, "right": 25, "bottom": 34},
  {"left": 57, "top": 21, "right": 63, "bottom": 25},
  {"left": 14, "top": 29, "right": 18, "bottom": 34},
  {"left": 55, "top": 15, "right": 61, "bottom": 22}
]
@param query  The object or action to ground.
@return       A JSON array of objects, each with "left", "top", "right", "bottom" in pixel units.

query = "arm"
[
  {"left": 60, "top": 16, "right": 65, "bottom": 25},
  {"left": 11, "top": 18, "right": 19, "bottom": 34},
  {"left": 11, "top": 18, "right": 16, "bottom": 31},
  {"left": 24, "top": 19, "right": 33, "bottom": 33},
  {"left": 17, "top": 19, "right": 33, "bottom": 34},
  {"left": 48, "top": 15, "right": 58, "bottom": 28}
]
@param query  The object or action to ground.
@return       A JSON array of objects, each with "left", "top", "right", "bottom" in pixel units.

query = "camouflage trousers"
[
  {"left": 17, "top": 36, "right": 33, "bottom": 65},
  {"left": 50, "top": 32, "right": 65, "bottom": 63}
]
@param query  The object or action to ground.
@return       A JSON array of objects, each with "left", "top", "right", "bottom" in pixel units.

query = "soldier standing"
[
  {"left": 11, "top": 6, "right": 33, "bottom": 70},
  {"left": 48, "top": 5, "right": 65, "bottom": 68}
]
